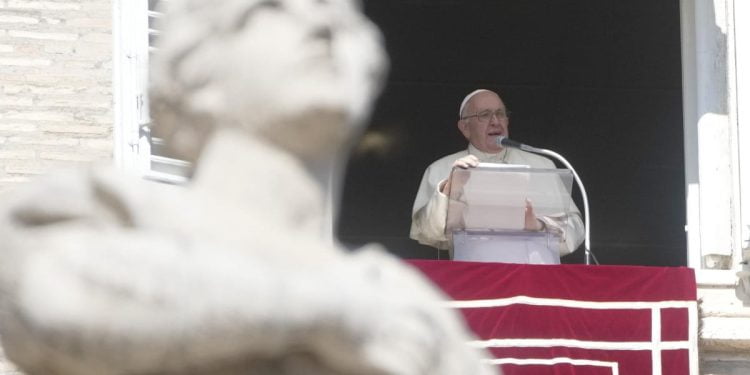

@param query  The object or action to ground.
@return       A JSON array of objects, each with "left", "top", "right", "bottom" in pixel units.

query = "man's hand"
[
  {"left": 451, "top": 154, "right": 479, "bottom": 169},
  {"left": 524, "top": 198, "right": 544, "bottom": 231},
  {"left": 440, "top": 155, "right": 480, "bottom": 194}
]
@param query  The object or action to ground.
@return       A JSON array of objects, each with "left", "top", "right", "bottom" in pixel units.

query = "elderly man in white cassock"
[{"left": 410, "top": 89, "right": 584, "bottom": 259}]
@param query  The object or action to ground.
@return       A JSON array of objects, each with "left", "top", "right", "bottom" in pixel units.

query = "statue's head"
[{"left": 149, "top": 0, "right": 388, "bottom": 163}]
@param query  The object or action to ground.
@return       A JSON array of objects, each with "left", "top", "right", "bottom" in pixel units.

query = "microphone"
[
  {"left": 495, "top": 135, "right": 597, "bottom": 265},
  {"left": 496, "top": 136, "right": 540, "bottom": 153}
]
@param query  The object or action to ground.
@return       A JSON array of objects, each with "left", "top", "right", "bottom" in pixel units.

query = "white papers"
[
  {"left": 461, "top": 167, "right": 530, "bottom": 230},
  {"left": 446, "top": 167, "right": 575, "bottom": 233}
]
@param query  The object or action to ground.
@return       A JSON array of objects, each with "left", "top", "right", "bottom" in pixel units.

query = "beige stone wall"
[
  {"left": 698, "top": 279, "right": 750, "bottom": 374},
  {"left": 0, "top": 0, "right": 113, "bottom": 192}
]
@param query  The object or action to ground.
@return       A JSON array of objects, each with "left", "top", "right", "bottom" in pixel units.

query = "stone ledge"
[
  {"left": 697, "top": 269, "right": 740, "bottom": 287},
  {"left": 700, "top": 316, "right": 750, "bottom": 352},
  {"left": 699, "top": 287, "right": 750, "bottom": 317},
  {"left": 701, "top": 357, "right": 750, "bottom": 375}
]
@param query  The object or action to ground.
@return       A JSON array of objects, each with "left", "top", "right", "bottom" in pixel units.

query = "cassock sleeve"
[{"left": 410, "top": 167, "right": 451, "bottom": 250}]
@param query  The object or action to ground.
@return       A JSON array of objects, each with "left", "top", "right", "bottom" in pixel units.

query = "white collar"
[{"left": 467, "top": 143, "right": 510, "bottom": 163}]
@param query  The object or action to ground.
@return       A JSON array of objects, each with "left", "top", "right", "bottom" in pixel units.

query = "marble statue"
[{"left": 0, "top": 0, "right": 497, "bottom": 374}]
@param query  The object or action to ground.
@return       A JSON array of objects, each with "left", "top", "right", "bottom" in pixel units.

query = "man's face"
[{"left": 457, "top": 91, "right": 509, "bottom": 153}]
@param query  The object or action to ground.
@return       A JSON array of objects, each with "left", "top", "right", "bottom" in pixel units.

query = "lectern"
[{"left": 446, "top": 164, "right": 575, "bottom": 264}]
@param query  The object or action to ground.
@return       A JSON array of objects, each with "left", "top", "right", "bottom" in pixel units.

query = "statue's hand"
[
  {"left": 5, "top": 171, "right": 108, "bottom": 228},
  {"left": 3, "top": 168, "right": 164, "bottom": 230}
]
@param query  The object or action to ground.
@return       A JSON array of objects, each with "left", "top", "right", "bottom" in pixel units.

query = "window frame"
[{"left": 113, "top": 0, "right": 189, "bottom": 184}]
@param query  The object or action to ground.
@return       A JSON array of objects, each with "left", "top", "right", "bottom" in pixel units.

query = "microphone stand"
[{"left": 512, "top": 143, "right": 596, "bottom": 265}]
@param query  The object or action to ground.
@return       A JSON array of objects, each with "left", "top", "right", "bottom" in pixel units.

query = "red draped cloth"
[{"left": 408, "top": 261, "right": 698, "bottom": 375}]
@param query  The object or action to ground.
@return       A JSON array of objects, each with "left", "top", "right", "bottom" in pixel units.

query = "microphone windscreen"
[{"left": 496, "top": 136, "right": 522, "bottom": 149}]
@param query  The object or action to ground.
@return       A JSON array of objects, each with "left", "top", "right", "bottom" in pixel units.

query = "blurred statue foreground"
[{"left": 0, "top": 0, "right": 496, "bottom": 374}]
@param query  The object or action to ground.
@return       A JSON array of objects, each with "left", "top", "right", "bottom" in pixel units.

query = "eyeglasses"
[{"left": 461, "top": 109, "right": 510, "bottom": 123}]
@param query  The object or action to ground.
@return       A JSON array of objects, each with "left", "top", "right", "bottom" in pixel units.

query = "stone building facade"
[
  {"left": 0, "top": 0, "right": 113, "bottom": 193},
  {"left": 0, "top": 1, "right": 113, "bottom": 373}
]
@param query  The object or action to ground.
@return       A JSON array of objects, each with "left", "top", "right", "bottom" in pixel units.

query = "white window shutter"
[
  {"left": 115, "top": 0, "right": 190, "bottom": 184},
  {"left": 142, "top": 0, "right": 191, "bottom": 184}
]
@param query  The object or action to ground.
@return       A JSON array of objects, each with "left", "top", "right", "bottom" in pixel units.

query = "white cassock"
[{"left": 410, "top": 144, "right": 585, "bottom": 257}]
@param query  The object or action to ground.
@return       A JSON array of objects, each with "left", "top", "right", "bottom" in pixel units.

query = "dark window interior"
[{"left": 338, "top": 0, "right": 685, "bottom": 266}]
